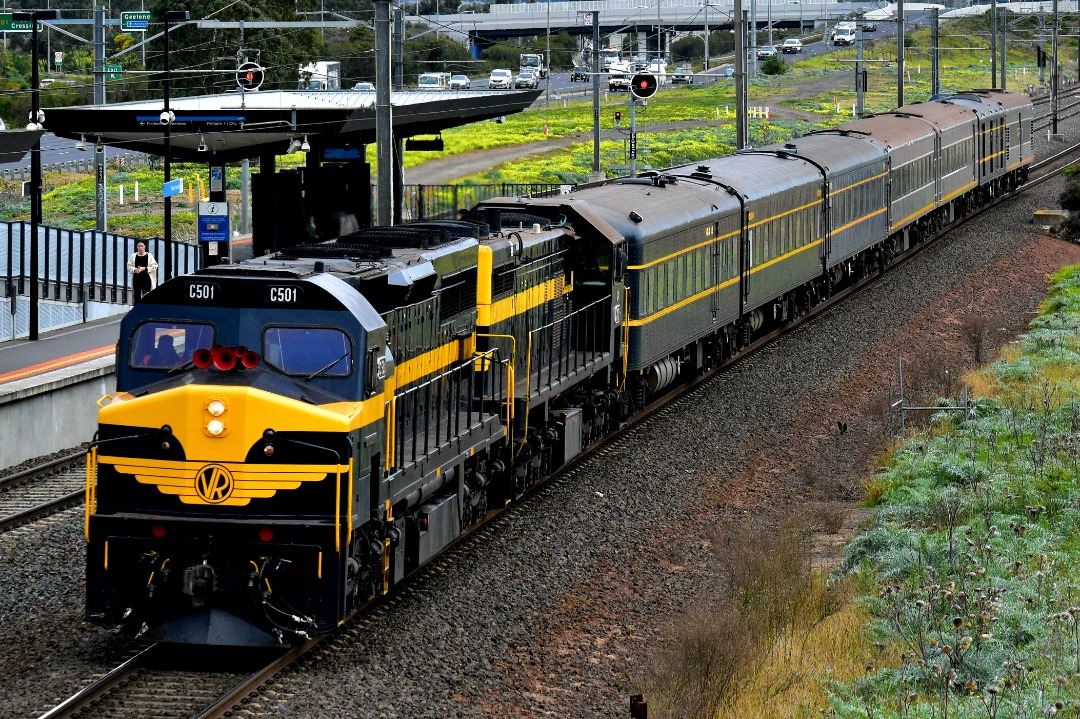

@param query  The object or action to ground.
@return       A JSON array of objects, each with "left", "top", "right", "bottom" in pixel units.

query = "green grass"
[{"left": 826, "top": 263, "right": 1080, "bottom": 718}]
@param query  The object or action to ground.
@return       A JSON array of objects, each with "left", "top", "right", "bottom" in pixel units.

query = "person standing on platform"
[{"left": 128, "top": 241, "right": 158, "bottom": 304}]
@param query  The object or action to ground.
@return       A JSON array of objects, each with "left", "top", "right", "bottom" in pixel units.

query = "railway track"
[
  {"left": 0, "top": 450, "right": 86, "bottom": 532},
  {"left": 36, "top": 644, "right": 296, "bottom": 719}
]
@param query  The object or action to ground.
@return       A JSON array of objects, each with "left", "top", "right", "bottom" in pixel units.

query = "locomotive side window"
[
  {"left": 263, "top": 327, "right": 352, "bottom": 377},
  {"left": 130, "top": 322, "right": 214, "bottom": 369}
]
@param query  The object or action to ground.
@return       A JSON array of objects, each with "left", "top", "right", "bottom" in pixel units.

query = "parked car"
[
  {"left": 449, "top": 74, "right": 471, "bottom": 90},
  {"left": 488, "top": 68, "right": 513, "bottom": 89},
  {"left": 757, "top": 45, "right": 777, "bottom": 59},
  {"left": 514, "top": 69, "right": 539, "bottom": 89},
  {"left": 671, "top": 67, "right": 693, "bottom": 84},
  {"left": 570, "top": 66, "right": 588, "bottom": 82},
  {"left": 352, "top": 81, "right": 375, "bottom": 92},
  {"left": 782, "top": 38, "right": 803, "bottom": 53},
  {"left": 860, "top": 22, "right": 877, "bottom": 32}
]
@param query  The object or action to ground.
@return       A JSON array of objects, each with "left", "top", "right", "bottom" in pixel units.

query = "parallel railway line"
[{"left": 0, "top": 450, "right": 86, "bottom": 532}]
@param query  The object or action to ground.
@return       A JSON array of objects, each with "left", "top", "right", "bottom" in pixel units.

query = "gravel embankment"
[{"left": 3, "top": 123, "right": 1079, "bottom": 719}]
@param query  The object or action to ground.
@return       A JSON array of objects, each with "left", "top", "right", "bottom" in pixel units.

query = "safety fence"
[
  {"left": 0, "top": 222, "right": 202, "bottom": 340},
  {"left": 392, "top": 182, "right": 572, "bottom": 222}
]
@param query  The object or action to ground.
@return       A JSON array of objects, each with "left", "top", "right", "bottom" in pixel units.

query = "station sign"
[
  {"left": 163, "top": 178, "right": 183, "bottom": 198},
  {"left": 106, "top": 64, "right": 123, "bottom": 80},
  {"left": 121, "top": 11, "right": 152, "bottom": 32},
  {"left": 198, "top": 201, "right": 230, "bottom": 243}
]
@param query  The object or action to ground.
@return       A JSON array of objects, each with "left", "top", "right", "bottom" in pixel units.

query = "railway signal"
[
  {"left": 236, "top": 61, "right": 264, "bottom": 91},
  {"left": 630, "top": 73, "right": 657, "bottom": 100}
]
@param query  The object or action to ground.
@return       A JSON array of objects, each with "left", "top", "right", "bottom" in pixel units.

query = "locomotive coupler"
[{"left": 182, "top": 561, "right": 218, "bottom": 608}]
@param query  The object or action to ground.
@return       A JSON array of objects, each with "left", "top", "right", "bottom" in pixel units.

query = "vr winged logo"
[
  {"left": 195, "top": 464, "right": 234, "bottom": 503},
  {"left": 100, "top": 457, "right": 340, "bottom": 506}
]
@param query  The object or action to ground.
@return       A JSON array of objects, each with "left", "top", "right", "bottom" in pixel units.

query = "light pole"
[
  {"left": 14, "top": 9, "right": 60, "bottom": 341},
  {"left": 162, "top": 9, "right": 189, "bottom": 284}
]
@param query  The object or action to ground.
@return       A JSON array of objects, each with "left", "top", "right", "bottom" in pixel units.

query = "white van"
[
  {"left": 418, "top": 72, "right": 452, "bottom": 90},
  {"left": 832, "top": 23, "right": 857, "bottom": 46}
]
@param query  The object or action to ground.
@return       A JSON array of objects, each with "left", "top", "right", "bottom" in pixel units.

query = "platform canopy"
[
  {"left": 0, "top": 128, "right": 46, "bottom": 164},
  {"left": 42, "top": 88, "right": 542, "bottom": 163}
]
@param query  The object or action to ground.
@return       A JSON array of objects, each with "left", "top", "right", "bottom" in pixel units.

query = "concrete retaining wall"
[{"left": 0, "top": 358, "right": 115, "bottom": 470}]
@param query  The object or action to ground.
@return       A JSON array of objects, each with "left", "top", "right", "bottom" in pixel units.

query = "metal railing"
[
  {"left": 525, "top": 294, "right": 611, "bottom": 400},
  {"left": 0, "top": 152, "right": 147, "bottom": 182},
  {"left": 390, "top": 182, "right": 571, "bottom": 222},
  {"left": 1, "top": 222, "right": 202, "bottom": 339}
]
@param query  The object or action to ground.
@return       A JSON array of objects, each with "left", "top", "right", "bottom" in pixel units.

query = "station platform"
[
  {"left": 0, "top": 314, "right": 120, "bottom": 387},
  {"left": 0, "top": 314, "right": 121, "bottom": 470}
]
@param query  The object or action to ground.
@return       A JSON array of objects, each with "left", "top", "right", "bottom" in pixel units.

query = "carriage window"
[
  {"left": 130, "top": 322, "right": 214, "bottom": 370},
  {"left": 264, "top": 327, "right": 352, "bottom": 377}
]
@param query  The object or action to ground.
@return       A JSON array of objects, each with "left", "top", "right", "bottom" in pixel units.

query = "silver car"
[
  {"left": 450, "top": 74, "right": 470, "bottom": 90},
  {"left": 515, "top": 69, "right": 539, "bottom": 89}
]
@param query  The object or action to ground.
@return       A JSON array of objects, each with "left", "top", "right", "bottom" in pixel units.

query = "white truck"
[
  {"left": 298, "top": 61, "right": 341, "bottom": 90},
  {"left": 831, "top": 22, "right": 857, "bottom": 46},
  {"left": 519, "top": 53, "right": 548, "bottom": 79}
]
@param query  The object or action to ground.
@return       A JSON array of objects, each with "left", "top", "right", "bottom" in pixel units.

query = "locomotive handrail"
[
  {"left": 519, "top": 293, "right": 613, "bottom": 457},
  {"left": 476, "top": 333, "right": 517, "bottom": 442},
  {"left": 390, "top": 347, "right": 508, "bottom": 470}
]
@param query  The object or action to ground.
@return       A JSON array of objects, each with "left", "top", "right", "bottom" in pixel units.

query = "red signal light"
[
  {"left": 630, "top": 73, "right": 658, "bottom": 100},
  {"left": 236, "top": 61, "right": 264, "bottom": 91}
]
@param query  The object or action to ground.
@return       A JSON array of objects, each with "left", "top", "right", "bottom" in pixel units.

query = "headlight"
[
  {"left": 206, "top": 419, "right": 226, "bottom": 436},
  {"left": 207, "top": 399, "right": 226, "bottom": 417}
]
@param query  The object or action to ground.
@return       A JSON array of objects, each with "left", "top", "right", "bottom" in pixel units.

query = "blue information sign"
[
  {"left": 163, "top": 178, "right": 183, "bottom": 197},
  {"left": 198, "top": 201, "right": 230, "bottom": 243}
]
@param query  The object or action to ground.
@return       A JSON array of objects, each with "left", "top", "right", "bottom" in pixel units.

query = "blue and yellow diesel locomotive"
[{"left": 85, "top": 90, "right": 1032, "bottom": 645}]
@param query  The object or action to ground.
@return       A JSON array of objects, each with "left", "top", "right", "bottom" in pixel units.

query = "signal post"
[{"left": 627, "top": 73, "right": 658, "bottom": 178}]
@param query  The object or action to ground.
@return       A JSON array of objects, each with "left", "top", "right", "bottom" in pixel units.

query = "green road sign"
[
  {"left": 121, "top": 11, "right": 151, "bottom": 32},
  {"left": 106, "top": 64, "right": 123, "bottom": 80},
  {"left": 0, "top": 14, "right": 41, "bottom": 32}
]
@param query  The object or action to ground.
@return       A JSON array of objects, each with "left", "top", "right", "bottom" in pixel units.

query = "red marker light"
[
  {"left": 152, "top": 523, "right": 167, "bottom": 538},
  {"left": 259, "top": 527, "right": 274, "bottom": 542}
]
